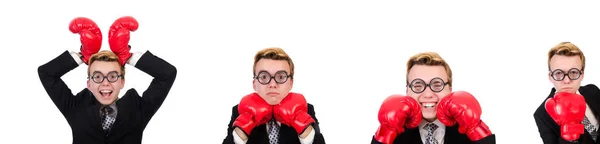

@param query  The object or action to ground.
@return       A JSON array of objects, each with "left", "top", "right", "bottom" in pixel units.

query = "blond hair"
[
  {"left": 88, "top": 50, "right": 126, "bottom": 79},
  {"left": 548, "top": 42, "right": 586, "bottom": 71},
  {"left": 406, "top": 52, "right": 453, "bottom": 86},
  {"left": 253, "top": 47, "right": 295, "bottom": 77}
]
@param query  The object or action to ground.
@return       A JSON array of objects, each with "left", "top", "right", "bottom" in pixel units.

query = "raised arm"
[
  {"left": 38, "top": 17, "right": 102, "bottom": 115},
  {"left": 107, "top": 16, "right": 177, "bottom": 119}
]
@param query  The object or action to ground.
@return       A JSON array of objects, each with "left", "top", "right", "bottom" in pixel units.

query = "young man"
[
  {"left": 371, "top": 52, "right": 496, "bottom": 144},
  {"left": 534, "top": 42, "right": 599, "bottom": 143},
  {"left": 222, "top": 47, "right": 326, "bottom": 144},
  {"left": 38, "top": 16, "right": 177, "bottom": 144}
]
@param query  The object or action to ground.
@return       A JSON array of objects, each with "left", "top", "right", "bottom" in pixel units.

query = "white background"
[{"left": 0, "top": 0, "right": 599, "bottom": 143}]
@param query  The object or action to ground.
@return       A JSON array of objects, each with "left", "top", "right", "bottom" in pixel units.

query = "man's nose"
[
  {"left": 420, "top": 88, "right": 436, "bottom": 99},
  {"left": 562, "top": 77, "right": 572, "bottom": 84},
  {"left": 268, "top": 79, "right": 278, "bottom": 88},
  {"left": 101, "top": 78, "right": 111, "bottom": 86}
]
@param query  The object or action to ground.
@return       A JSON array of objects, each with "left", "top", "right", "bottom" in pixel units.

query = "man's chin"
[
  {"left": 266, "top": 100, "right": 280, "bottom": 105},
  {"left": 422, "top": 113, "right": 437, "bottom": 122},
  {"left": 95, "top": 97, "right": 116, "bottom": 105},
  {"left": 261, "top": 96, "right": 281, "bottom": 105}
]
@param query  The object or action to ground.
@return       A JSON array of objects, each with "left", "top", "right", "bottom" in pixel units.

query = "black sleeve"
[
  {"left": 133, "top": 51, "right": 177, "bottom": 121},
  {"left": 38, "top": 50, "right": 87, "bottom": 115},
  {"left": 535, "top": 110, "right": 561, "bottom": 144},
  {"left": 370, "top": 136, "right": 383, "bottom": 144},
  {"left": 222, "top": 105, "right": 239, "bottom": 144},
  {"left": 474, "top": 134, "right": 495, "bottom": 144},
  {"left": 307, "top": 104, "right": 326, "bottom": 144}
]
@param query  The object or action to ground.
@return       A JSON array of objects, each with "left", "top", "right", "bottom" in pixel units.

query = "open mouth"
[
  {"left": 100, "top": 90, "right": 113, "bottom": 98},
  {"left": 421, "top": 102, "right": 437, "bottom": 108}
]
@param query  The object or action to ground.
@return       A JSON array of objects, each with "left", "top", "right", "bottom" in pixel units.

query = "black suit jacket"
[
  {"left": 534, "top": 84, "right": 600, "bottom": 144},
  {"left": 38, "top": 50, "right": 177, "bottom": 144},
  {"left": 370, "top": 124, "right": 496, "bottom": 144},
  {"left": 222, "top": 103, "right": 326, "bottom": 144}
]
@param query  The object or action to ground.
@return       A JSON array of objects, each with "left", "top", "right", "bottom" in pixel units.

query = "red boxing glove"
[
  {"left": 233, "top": 93, "right": 273, "bottom": 136},
  {"left": 375, "top": 95, "right": 422, "bottom": 144},
  {"left": 545, "top": 92, "right": 586, "bottom": 141},
  {"left": 274, "top": 92, "right": 315, "bottom": 134},
  {"left": 108, "top": 16, "right": 139, "bottom": 66},
  {"left": 69, "top": 17, "right": 102, "bottom": 64},
  {"left": 436, "top": 91, "right": 492, "bottom": 141}
]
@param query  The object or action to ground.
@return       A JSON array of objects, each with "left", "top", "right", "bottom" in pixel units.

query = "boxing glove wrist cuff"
[
  {"left": 374, "top": 125, "right": 399, "bottom": 144},
  {"left": 292, "top": 112, "right": 316, "bottom": 134},
  {"left": 467, "top": 121, "right": 492, "bottom": 141},
  {"left": 233, "top": 114, "right": 256, "bottom": 136},
  {"left": 561, "top": 123, "right": 585, "bottom": 141}
]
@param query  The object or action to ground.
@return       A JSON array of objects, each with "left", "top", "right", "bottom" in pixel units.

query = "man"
[
  {"left": 534, "top": 41, "right": 600, "bottom": 144},
  {"left": 38, "top": 16, "right": 177, "bottom": 144},
  {"left": 222, "top": 47, "right": 326, "bottom": 144},
  {"left": 371, "top": 52, "right": 496, "bottom": 144}
]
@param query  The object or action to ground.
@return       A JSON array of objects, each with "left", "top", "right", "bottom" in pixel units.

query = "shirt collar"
[{"left": 418, "top": 119, "right": 445, "bottom": 130}]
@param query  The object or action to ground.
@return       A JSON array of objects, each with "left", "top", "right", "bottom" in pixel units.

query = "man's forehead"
[
  {"left": 255, "top": 68, "right": 290, "bottom": 74},
  {"left": 255, "top": 60, "right": 290, "bottom": 73},
  {"left": 549, "top": 56, "right": 582, "bottom": 70},
  {"left": 408, "top": 65, "right": 448, "bottom": 80},
  {"left": 408, "top": 75, "right": 448, "bottom": 82},
  {"left": 88, "top": 64, "right": 121, "bottom": 74}
]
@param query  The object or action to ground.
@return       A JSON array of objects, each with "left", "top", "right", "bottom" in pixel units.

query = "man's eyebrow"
[{"left": 91, "top": 70, "right": 119, "bottom": 74}]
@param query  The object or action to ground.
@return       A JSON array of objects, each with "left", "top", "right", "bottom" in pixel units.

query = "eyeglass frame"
[
  {"left": 550, "top": 68, "right": 583, "bottom": 81},
  {"left": 87, "top": 71, "right": 123, "bottom": 84},
  {"left": 406, "top": 77, "right": 449, "bottom": 94},
  {"left": 253, "top": 70, "right": 293, "bottom": 85}
]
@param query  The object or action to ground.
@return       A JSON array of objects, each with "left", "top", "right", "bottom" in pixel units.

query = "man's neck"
[{"left": 424, "top": 118, "right": 436, "bottom": 123}]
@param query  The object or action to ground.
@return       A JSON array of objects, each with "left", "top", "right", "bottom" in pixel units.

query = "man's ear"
[
  {"left": 87, "top": 79, "right": 91, "bottom": 89},
  {"left": 448, "top": 86, "right": 452, "bottom": 92},
  {"left": 548, "top": 72, "right": 553, "bottom": 82},
  {"left": 120, "top": 79, "right": 125, "bottom": 89},
  {"left": 252, "top": 80, "right": 257, "bottom": 91},
  {"left": 289, "top": 78, "right": 294, "bottom": 89}
]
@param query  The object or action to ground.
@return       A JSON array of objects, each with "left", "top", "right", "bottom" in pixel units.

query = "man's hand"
[
  {"left": 437, "top": 91, "right": 492, "bottom": 141},
  {"left": 375, "top": 94, "right": 422, "bottom": 144},
  {"left": 69, "top": 17, "right": 102, "bottom": 64},
  {"left": 233, "top": 93, "right": 273, "bottom": 137},
  {"left": 545, "top": 92, "right": 586, "bottom": 141},
  {"left": 274, "top": 92, "right": 315, "bottom": 135},
  {"left": 109, "top": 16, "right": 138, "bottom": 66}
]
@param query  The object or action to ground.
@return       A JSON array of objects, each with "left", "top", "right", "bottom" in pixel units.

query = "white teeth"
[
  {"left": 100, "top": 90, "right": 112, "bottom": 93},
  {"left": 422, "top": 103, "right": 436, "bottom": 108}
]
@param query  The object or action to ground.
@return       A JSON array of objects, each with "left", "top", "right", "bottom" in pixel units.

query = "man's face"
[
  {"left": 549, "top": 55, "right": 584, "bottom": 93},
  {"left": 406, "top": 65, "right": 452, "bottom": 122},
  {"left": 87, "top": 61, "right": 124, "bottom": 105},
  {"left": 253, "top": 59, "right": 293, "bottom": 105}
]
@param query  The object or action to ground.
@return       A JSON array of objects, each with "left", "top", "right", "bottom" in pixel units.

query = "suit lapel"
[
  {"left": 443, "top": 125, "right": 457, "bottom": 144},
  {"left": 106, "top": 99, "right": 130, "bottom": 139},
  {"left": 416, "top": 128, "right": 424, "bottom": 144},
  {"left": 582, "top": 86, "right": 600, "bottom": 120},
  {"left": 278, "top": 124, "right": 292, "bottom": 144},
  {"left": 580, "top": 86, "right": 600, "bottom": 144},
  {"left": 400, "top": 127, "right": 422, "bottom": 144},
  {"left": 84, "top": 101, "right": 104, "bottom": 139}
]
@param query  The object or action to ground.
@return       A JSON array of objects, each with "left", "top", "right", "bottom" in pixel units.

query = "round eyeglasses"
[
  {"left": 88, "top": 71, "right": 122, "bottom": 84},
  {"left": 254, "top": 70, "right": 292, "bottom": 85},
  {"left": 551, "top": 68, "right": 582, "bottom": 81},
  {"left": 407, "top": 77, "right": 448, "bottom": 94}
]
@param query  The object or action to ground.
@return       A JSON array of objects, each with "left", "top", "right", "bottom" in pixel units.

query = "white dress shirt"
[
  {"left": 232, "top": 121, "right": 316, "bottom": 144},
  {"left": 418, "top": 120, "right": 446, "bottom": 144}
]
